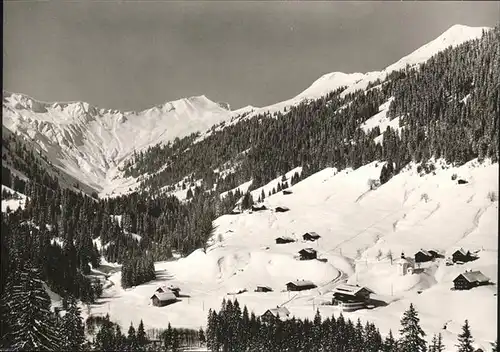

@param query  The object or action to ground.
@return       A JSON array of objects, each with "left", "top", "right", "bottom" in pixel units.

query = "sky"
[{"left": 3, "top": 1, "right": 499, "bottom": 111}]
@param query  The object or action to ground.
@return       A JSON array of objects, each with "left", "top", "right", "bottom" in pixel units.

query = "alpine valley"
[{"left": 1, "top": 24, "right": 498, "bottom": 351}]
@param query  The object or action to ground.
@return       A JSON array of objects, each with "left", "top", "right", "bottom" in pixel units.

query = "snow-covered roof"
[
  {"left": 287, "top": 280, "right": 315, "bottom": 287},
  {"left": 453, "top": 248, "right": 469, "bottom": 256},
  {"left": 333, "top": 283, "right": 374, "bottom": 296},
  {"left": 276, "top": 236, "right": 295, "bottom": 241},
  {"left": 455, "top": 271, "right": 489, "bottom": 284},
  {"left": 304, "top": 232, "right": 321, "bottom": 238},
  {"left": 415, "top": 249, "right": 432, "bottom": 257},
  {"left": 264, "top": 306, "right": 291, "bottom": 319},
  {"left": 150, "top": 291, "right": 177, "bottom": 301},
  {"left": 257, "top": 285, "right": 272, "bottom": 290}
]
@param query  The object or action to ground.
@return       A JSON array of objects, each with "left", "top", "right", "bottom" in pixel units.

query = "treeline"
[
  {"left": 121, "top": 256, "right": 156, "bottom": 289},
  {"left": 206, "top": 299, "right": 493, "bottom": 352},
  {"left": 122, "top": 27, "right": 498, "bottom": 197}
]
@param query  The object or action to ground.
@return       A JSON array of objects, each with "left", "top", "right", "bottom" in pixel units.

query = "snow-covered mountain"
[
  {"left": 2, "top": 24, "right": 490, "bottom": 195},
  {"left": 2, "top": 92, "right": 233, "bottom": 194}
]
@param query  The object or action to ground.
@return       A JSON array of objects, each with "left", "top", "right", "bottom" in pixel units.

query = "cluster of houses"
[
  {"left": 150, "top": 285, "right": 182, "bottom": 307},
  {"left": 396, "top": 248, "right": 490, "bottom": 292}
]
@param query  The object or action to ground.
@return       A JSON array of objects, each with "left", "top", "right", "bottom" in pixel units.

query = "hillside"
[{"left": 87, "top": 158, "right": 498, "bottom": 350}]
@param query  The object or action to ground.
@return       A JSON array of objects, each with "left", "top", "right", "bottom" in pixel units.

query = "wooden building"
[
  {"left": 303, "top": 232, "right": 321, "bottom": 241},
  {"left": 452, "top": 248, "right": 476, "bottom": 263},
  {"left": 453, "top": 270, "right": 490, "bottom": 290},
  {"left": 286, "top": 280, "right": 317, "bottom": 291},
  {"left": 275, "top": 206, "right": 290, "bottom": 213},
  {"left": 414, "top": 249, "right": 433, "bottom": 263},
  {"left": 298, "top": 248, "right": 317, "bottom": 260},
  {"left": 332, "top": 284, "right": 374, "bottom": 312},
  {"left": 255, "top": 286, "right": 273, "bottom": 293},
  {"left": 151, "top": 291, "right": 177, "bottom": 307},
  {"left": 275, "top": 236, "right": 295, "bottom": 244},
  {"left": 261, "top": 306, "right": 291, "bottom": 323}
]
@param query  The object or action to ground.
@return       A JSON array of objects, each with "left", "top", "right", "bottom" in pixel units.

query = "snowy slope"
[
  {"left": 2, "top": 92, "right": 233, "bottom": 196},
  {"left": 88, "top": 159, "right": 498, "bottom": 350}
]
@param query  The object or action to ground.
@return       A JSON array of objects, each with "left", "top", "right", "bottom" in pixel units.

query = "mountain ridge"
[{"left": 2, "top": 24, "right": 491, "bottom": 195}]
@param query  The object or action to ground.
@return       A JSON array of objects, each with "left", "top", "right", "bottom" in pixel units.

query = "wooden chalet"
[
  {"left": 414, "top": 249, "right": 433, "bottom": 263},
  {"left": 275, "top": 206, "right": 290, "bottom": 213},
  {"left": 452, "top": 248, "right": 476, "bottom": 263},
  {"left": 275, "top": 236, "right": 295, "bottom": 244},
  {"left": 303, "top": 232, "right": 321, "bottom": 241},
  {"left": 332, "top": 284, "right": 374, "bottom": 312},
  {"left": 251, "top": 204, "right": 267, "bottom": 211},
  {"left": 298, "top": 248, "right": 317, "bottom": 260},
  {"left": 283, "top": 189, "right": 293, "bottom": 195},
  {"left": 261, "top": 306, "right": 291, "bottom": 323},
  {"left": 453, "top": 270, "right": 490, "bottom": 290},
  {"left": 255, "top": 285, "right": 273, "bottom": 293},
  {"left": 286, "top": 280, "right": 316, "bottom": 291},
  {"left": 150, "top": 291, "right": 177, "bottom": 307}
]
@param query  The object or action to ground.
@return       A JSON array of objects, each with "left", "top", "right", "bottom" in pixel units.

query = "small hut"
[
  {"left": 275, "top": 206, "right": 290, "bottom": 213},
  {"left": 275, "top": 237, "right": 295, "bottom": 244},
  {"left": 151, "top": 292, "right": 177, "bottom": 307},
  {"left": 298, "top": 248, "right": 317, "bottom": 260},
  {"left": 255, "top": 286, "right": 273, "bottom": 293},
  {"left": 452, "top": 248, "right": 476, "bottom": 263},
  {"left": 303, "top": 232, "right": 321, "bottom": 241},
  {"left": 286, "top": 280, "right": 316, "bottom": 291}
]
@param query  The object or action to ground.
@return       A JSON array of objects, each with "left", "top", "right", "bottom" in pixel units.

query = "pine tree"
[
  {"left": 137, "top": 319, "right": 148, "bottom": 348},
  {"left": 384, "top": 329, "right": 398, "bottom": 352},
  {"left": 1, "top": 266, "right": 62, "bottom": 351},
  {"left": 456, "top": 320, "right": 474, "bottom": 352},
  {"left": 399, "top": 303, "right": 427, "bottom": 352},
  {"left": 60, "top": 296, "right": 86, "bottom": 351},
  {"left": 198, "top": 327, "right": 206, "bottom": 347},
  {"left": 127, "top": 322, "right": 138, "bottom": 351}
]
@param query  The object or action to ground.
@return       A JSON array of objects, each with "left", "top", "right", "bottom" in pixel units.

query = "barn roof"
[
  {"left": 264, "top": 306, "right": 290, "bottom": 318},
  {"left": 453, "top": 248, "right": 468, "bottom": 256},
  {"left": 150, "top": 291, "right": 177, "bottom": 301},
  {"left": 454, "top": 271, "right": 489, "bottom": 283},
  {"left": 157, "top": 285, "right": 180, "bottom": 292},
  {"left": 299, "top": 248, "right": 317, "bottom": 255},
  {"left": 287, "top": 280, "right": 315, "bottom": 287},
  {"left": 257, "top": 285, "right": 272, "bottom": 290},
  {"left": 276, "top": 236, "right": 295, "bottom": 241},
  {"left": 333, "top": 283, "right": 374, "bottom": 296},
  {"left": 304, "top": 232, "right": 321, "bottom": 238},
  {"left": 415, "top": 249, "right": 432, "bottom": 257}
]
